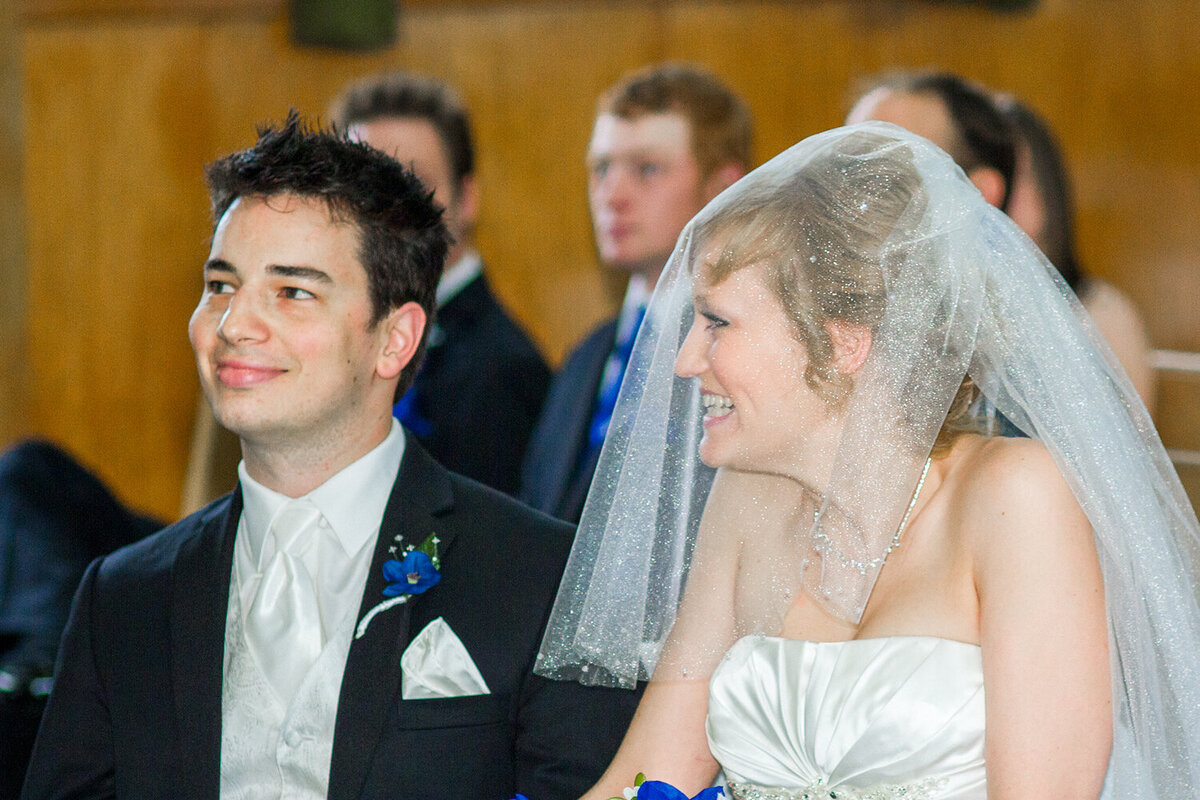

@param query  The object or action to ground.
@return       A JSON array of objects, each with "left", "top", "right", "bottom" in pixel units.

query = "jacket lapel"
[
  {"left": 549, "top": 321, "right": 616, "bottom": 517},
  {"left": 328, "top": 440, "right": 456, "bottom": 800},
  {"left": 169, "top": 491, "right": 241, "bottom": 797},
  {"left": 432, "top": 272, "right": 488, "bottom": 337}
]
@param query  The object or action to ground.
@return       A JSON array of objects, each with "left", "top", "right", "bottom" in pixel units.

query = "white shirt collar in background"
[
  {"left": 616, "top": 273, "right": 652, "bottom": 344},
  {"left": 435, "top": 250, "right": 482, "bottom": 308}
]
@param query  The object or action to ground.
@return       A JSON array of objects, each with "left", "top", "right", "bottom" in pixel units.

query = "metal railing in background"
[{"left": 1151, "top": 350, "right": 1200, "bottom": 503}]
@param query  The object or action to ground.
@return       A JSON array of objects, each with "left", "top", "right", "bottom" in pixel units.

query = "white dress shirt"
[{"left": 220, "top": 421, "right": 405, "bottom": 800}]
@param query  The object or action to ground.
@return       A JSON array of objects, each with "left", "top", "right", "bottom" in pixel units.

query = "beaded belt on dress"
[{"left": 726, "top": 776, "right": 948, "bottom": 800}]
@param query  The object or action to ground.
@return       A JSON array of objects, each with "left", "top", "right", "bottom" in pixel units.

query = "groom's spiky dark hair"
[{"left": 205, "top": 110, "right": 449, "bottom": 394}]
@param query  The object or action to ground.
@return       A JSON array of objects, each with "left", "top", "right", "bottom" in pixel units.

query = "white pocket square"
[{"left": 400, "top": 617, "right": 491, "bottom": 700}]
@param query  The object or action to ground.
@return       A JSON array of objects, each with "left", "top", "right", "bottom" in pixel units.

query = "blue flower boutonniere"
[
  {"left": 382, "top": 539, "right": 441, "bottom": 596},
  {"left": 507, "top": 778, "right": 724, "bottom": 800},
  {"left": 630, "top": 781, "right": 724, "bottom": 800},
  {"left": 355, "top": 532, "right": 441, "bottom": 640},
  {"left": 608, "top": 774, "right": 725, "bottom": 800},
  {"left": 504, "top": 775, "right": 725, "bottom": 800}
]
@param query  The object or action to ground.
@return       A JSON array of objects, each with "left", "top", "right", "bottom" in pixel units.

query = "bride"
[{"left": 535, "top": 123, "right": 1200, "bottom": 799}]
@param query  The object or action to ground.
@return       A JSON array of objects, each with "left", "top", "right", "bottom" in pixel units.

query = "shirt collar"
[
  {"left": 617, "top": 274, "right": 652, "bottom": 342},
  {"left": 239, "top": 420, "right": 406, "bottom": 563},
  {"left": 435, "top": 250, "right": 483, "bottom": 308}
]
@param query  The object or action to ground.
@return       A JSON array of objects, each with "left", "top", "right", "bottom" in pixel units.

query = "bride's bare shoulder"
[
  {"left": 945, "top": 435, "right": 1093, "bottom": 570},
  {"left": 950, "top": 435, "right": 1068, "bottom": 506}
]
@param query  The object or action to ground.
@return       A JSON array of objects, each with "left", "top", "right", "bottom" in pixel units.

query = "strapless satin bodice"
[{"left": 706, "top": 636, "right": 986, "bottom": 799}]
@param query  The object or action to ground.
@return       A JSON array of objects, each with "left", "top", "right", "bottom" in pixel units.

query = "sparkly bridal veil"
[{"left": 535, "top": 122, "right": 1200, "bottom": 797}]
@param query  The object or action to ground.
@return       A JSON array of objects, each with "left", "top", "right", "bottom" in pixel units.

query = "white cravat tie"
[{"left": 244, "top": 498, "right": 324, "bottom": 705}]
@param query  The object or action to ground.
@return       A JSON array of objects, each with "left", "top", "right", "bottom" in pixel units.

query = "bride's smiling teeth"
[{"left": 702, "top": 393, "right": 734, "bottom": 418}]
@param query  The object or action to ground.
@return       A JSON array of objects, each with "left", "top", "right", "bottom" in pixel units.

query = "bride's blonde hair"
[{"left": 692, "top": 131, "right": 983, "bottom": 456}]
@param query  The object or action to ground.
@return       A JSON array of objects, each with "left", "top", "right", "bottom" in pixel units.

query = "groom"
[{"left": 22, "top": 115, "right": 635, "bottom": 799}]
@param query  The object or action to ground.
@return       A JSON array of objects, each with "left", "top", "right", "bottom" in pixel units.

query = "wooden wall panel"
[
  {"left": 23, "top": 21, "right": 213, "bottom": 516},
  {"left": 22, "top": 0, "right": 278, "bottom": 19},
  {"left": 0, "top": 0, "right": 28, "bottom": 448},
  {"left": 17, "top": 0, "right": 1200, "bottom": 518}
]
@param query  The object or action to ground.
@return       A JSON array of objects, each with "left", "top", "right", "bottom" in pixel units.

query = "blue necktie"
[
  {"left": 585, "top": 304, "right": 647, "bottom": 458},
  {"left": 394, "top": 381, "right": 434, "bottom": 439}
]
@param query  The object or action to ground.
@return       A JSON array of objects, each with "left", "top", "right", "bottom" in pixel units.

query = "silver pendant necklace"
[{"left": 812, "top": 455, "right": 933, "bottom": 575}]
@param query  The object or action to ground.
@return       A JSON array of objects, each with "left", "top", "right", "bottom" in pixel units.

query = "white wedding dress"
[{"left": 706, "top": 635, "right": 987, "bottom": 799}]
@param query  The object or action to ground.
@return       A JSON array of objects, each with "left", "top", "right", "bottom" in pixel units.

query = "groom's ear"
[
  {"left": 826, "top": 321, "right": 872, "bottom": 375},
  {"left": 376, "top": 301, "right": 427, "bottom": 381}
]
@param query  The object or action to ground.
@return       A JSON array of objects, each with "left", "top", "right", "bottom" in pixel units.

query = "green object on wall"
[{"left": 291, "top": 0, "right": 398, "bottom": 51}]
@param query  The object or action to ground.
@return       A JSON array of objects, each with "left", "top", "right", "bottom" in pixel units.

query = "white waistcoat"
[{"left": 220, "top": 579, "right": 357, "bottom": 800}]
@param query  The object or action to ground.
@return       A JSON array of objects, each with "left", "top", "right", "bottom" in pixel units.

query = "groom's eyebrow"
[{"left": 268, "top": 264, "right": 334, "bottom": 284}]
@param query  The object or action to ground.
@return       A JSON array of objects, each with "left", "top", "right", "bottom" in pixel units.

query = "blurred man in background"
[
  {"left": 332, "top": 72, "right": 550, "bottom": 495},
  {"left": 520, "top": 63, "right": 754, "bottom": 522}
]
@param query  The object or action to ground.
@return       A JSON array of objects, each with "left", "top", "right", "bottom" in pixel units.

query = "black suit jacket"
[
  {"left": 519, "top": 320, "right": 617, "bottom": 524},
  {"left": 22, "top": 439, "right": 638, "bottom": 800},
  {"left": 0, "top": 441, "right": 162, "bottom": 649},
  {"left": 406, "top": 274, "right": 550, "bottom": 496}
]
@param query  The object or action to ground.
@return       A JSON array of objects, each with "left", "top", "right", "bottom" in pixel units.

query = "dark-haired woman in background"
[{"left": 999, "top": 97, "right": 1156, "bottom": 411}]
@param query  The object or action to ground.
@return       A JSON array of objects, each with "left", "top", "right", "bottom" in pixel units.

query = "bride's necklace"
[{"left": 811, "top": 455, "right": 933, "bottom": 576}]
